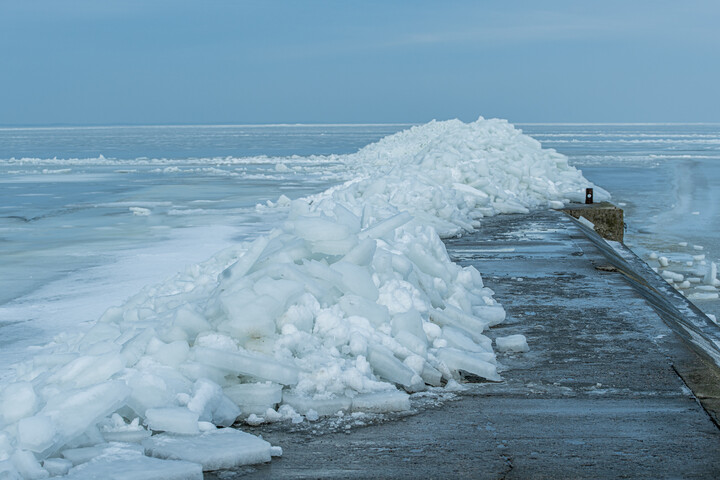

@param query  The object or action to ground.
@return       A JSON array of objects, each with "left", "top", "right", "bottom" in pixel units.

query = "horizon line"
[
  {"left": 1, "top": 121, "right": 720, "bottom": 131},
  {"left": 0, "top": 122, "right": 418, "bottom": 131}
]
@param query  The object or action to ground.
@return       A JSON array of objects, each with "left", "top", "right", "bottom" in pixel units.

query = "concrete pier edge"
[{"left": 563, "top": 203, "right": 720, "bottom": 426}]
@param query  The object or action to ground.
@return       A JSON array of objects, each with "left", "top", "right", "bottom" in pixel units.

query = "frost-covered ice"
[{"left": 0, "top": 118, "right": 604, "bottom": 479}]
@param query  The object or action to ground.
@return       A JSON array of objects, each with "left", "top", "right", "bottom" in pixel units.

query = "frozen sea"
[{"left": 1, "top": 122, "right": 719, "bottom": 374}]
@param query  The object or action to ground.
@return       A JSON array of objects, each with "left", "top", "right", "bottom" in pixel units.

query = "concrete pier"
[
  {"left": 213, "top": 209, "right": 720, "bottom": 479},
  {"left": 562, "top": 201, "right": 624, "bottom": 242}
]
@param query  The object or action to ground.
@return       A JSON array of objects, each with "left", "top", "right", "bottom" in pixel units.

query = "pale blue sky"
[{"left": 1, "top": 0, "right": 718, "bottom": 125}]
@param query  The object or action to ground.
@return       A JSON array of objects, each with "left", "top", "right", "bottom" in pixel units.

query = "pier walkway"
[{"left": 223, "top": 209, "right": 720, "bottom": 479}]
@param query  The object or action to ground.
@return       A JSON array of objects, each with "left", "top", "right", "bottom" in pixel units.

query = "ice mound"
[
  {"left": 0, "top": 117, "right": 603, "bottom": 479},
  {"left": 307, "top": 117, "right": 610, "bottom": 236}
]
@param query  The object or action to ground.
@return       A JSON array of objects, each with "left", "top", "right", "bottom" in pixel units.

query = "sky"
[{"left": 1, "top": 0, "right": 719, "bottom": 126}]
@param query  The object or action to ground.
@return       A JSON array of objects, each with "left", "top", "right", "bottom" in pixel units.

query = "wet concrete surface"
[{"left": 212, "top": 210, "right": 720, "bottom": 479}]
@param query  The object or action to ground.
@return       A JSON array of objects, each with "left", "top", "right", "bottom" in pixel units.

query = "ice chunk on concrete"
[
  {"left": 17, "top": 416, "right": 55, "bottom": 453},
  {"left": 143, "top": 428, "right": 272, "bottom": 471},
  {"left": 442, "top": 326, "right": 486, "bottom": 353},
  {"left": 430, "top": 307, "right": 490, "bottom": 336},
  {"left": 193, "top": 346, "right": 298, "bottom": 385},
  {"left": 186, "top": 379, "right": 240, "bottom": 427},
  {"left": 351, "top": 391, "right": 410, "bottom": 413},
  {"left": 212, "top": 395, "right": 241, "bottom": 427},
  {"left": 421, "top": 363, "right": 443, "bottom": 387},
  {"left": 436, "top": 347, "right": 501, "bottom": 382},
  {"left": 65, "top": 454, "right": 203, "bottom": 480},
  {"left": 282, "top": 392, "right": 352, "bottom": 416},
  {"left": 145, "top": 408, "right": 199, "bottom": 435},
  {"left": 0, "top": 382, "right": 38, "bottom": 425},
  {"left": 495, "top": 334, "right": 530, "bottom": 353},
  {"left": 577, "top": 216, "right": 594, "bottom": 230},
  {"left": 470, "top": 305, "right": 505, "bottom": 327},
  {"left": 223, "top": 383, "right": 282, "bottom": 412},
  {"left": 367, "top": 345, "right": 424, "bottom": 391},
  {"left": 186, "top": 379, "right": 222, "bottom": 421}
]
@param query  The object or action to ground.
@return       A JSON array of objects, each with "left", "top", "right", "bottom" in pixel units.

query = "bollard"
[{"left": 585, "top": 188, "right": 593, "bottom": 205}]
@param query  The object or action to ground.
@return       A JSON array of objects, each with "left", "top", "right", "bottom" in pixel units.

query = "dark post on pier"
[{"left": 585, "top": 187, "right": 594, "bottom": 204}]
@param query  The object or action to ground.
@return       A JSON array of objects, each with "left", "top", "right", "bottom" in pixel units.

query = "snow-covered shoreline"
[{"left": 0, "top": 118, "right": 608, "bottom": 479}]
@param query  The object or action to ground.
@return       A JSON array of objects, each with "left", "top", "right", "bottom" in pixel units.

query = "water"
[{"left": 2, "top": 122, "right": 720, "bottom": 370}]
